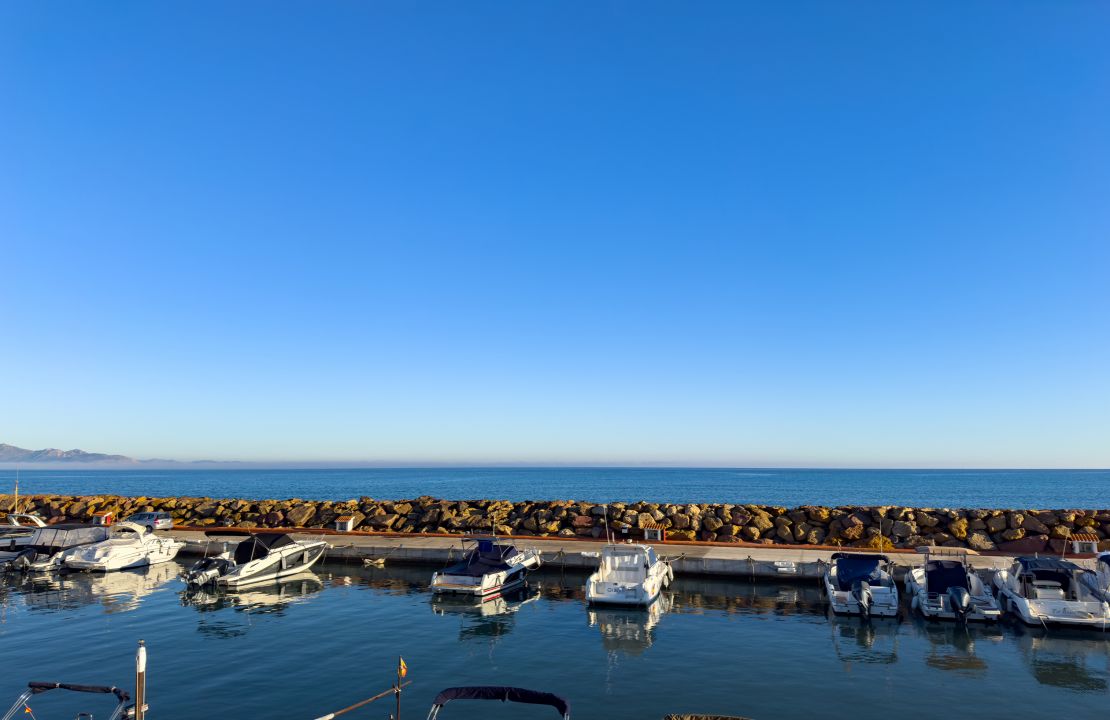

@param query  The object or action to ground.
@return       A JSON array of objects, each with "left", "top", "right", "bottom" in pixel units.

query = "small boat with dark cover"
[
  {"left": 182, "top": 530, "right": 328, "bottom": 589},
  {"left": 430, "top": 537, "right": 542, "bottom": 598},
  {"left": 426, "top": 686, "right": 570, "bottom": 720},
  {"left": 905, "top": 547, "right": 1000, "bottom": 622},
  {"left": 823, "top": 552, "right": 899, "bottom": 618}
]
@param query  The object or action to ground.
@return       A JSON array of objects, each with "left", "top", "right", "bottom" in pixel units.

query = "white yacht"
[
  {"left": 0, "top": 513, "right": 47, "bottom": 554},
  {"left": 182, "top": 531, "right": 328, "bottom": 589},
  {"left": 0, "top": 524, "right": 110, "bottom": 573},
  {"left": 993, "top": 556, "right": 1110, "bottom": 629},
  {"left": 905, "top": 547, "right": 1000, "bottom": 622},
  {"left": 824, "top": 552, "right": 899, "bottom": 618},
  {"left": 430, "top": 538, "right": 542, "bottom": 598},
  {"left": 584, "top": 543, "right": 672, "bottom": 606},
  {"left": 63, "top": 522, "right": 184, "bottom": 572}
]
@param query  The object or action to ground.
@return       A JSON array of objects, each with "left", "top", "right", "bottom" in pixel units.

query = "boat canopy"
[
  {"left": 924, "top": 560, "right": 969, "bottom": 594},
  {"left": 831, "top": 554, "right": 887, "bottom": 590},
  {"left": 429, "top": 686, "right": 569, "bottom": 719},
  {"left": 1098, "top": 554, "right": 1110, "bottom": 569},
  {"left": 27, "top": 526, "right": 109, "bottom": 550},
  {"left": 1017, "top": 557, "right": 1080, "bottom": 573},
  {"left": 27, "top": 682, "right": 130, "bottom": 703},
  {"left": 233, "top": 533, "right": 296, "bottom": 563}
]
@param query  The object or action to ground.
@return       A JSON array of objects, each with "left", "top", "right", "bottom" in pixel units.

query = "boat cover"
[
  {"left": 1017, "top": 557, "right": 1080, "bottom": 573},
  {"left": 924, "top": 560, "right": 969, "bottom": 594},
  {"left": 444, "top": 541, "right": 517, "bottom": 577},
  {"left": 832, "top": 554, "right": 886, "bottom": 591},
  {"left": 27, "top": 682, "right": 130, "bottom": 703},
  {"left": 431, "top": 686, "right": 569, "bottom": 717},
  {"left": 1098, "top": 554, "right": 1110, "bottom": 570},
  {"left": 233, "top": 533, "right": 296, "bottom": 563}
]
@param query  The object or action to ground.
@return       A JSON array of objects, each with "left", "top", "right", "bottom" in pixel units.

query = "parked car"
[{"left": 124, "top": 511, "right": 174, "bottom": 532}]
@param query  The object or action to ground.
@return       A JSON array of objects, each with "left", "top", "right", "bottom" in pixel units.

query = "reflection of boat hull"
[{"left": 220, "top": 541, "right": 328, "bottom": 589}]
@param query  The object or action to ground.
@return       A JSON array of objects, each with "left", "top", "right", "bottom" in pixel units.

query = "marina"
[{"left": 1, "top": 559, "right": 1109, "bottom": 718}]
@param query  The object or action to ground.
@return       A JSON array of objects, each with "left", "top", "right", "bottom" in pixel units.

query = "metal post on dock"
[{"left": 135, "top": 640, "right": 147, "bottom": 720}]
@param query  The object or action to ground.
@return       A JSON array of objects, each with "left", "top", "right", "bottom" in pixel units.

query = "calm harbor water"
[
  {"left": 1, "top": 562, "right": 1108, "bottom": 719},
  {"left": 5, "top": 467, "right": 1110, "bottom": 507}
]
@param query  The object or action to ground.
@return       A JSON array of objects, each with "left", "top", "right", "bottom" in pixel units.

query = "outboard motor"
[
  {"left": 4, "top": 548, "right": 37, "bottom": 573},
  {"left": 851, "top": 580, "right": 873, "bottom": 617},
  {"left": 947, "top": 586, "right": 972, "bottom": 623},
  {"left": 183, "top": 557, "right": 232, "bottom": 586}
]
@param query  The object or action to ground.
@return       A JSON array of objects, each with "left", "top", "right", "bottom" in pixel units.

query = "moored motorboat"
[
  {"left": 426, "top": 686, "right": 570, "bottom": 720},
  {"left": 905, "top": 547, "right": 1000, "bottom": 622},
  {"left": 823, "top": 552, "right": 899, "bottom": 618},
  {"left": 0, "top": 513, "right": 47, "bottom": 555},
  {"left": 992, "top": 556, "right": 1110, "bottom": 629},
  {"left": 584, "top": 543, "right": 673, "bottom": 606},
  {"left": 430, "top": 537, "right": 542, "bottom": 598},
  {"left": 182, "top": 531, "right": 328, "bottom": 589},
  {"left": 0, "top": 524, "right": 110, "bottom": 573},
  {"left": 63, "top": 522, "right": 184, "bottom": 572}
]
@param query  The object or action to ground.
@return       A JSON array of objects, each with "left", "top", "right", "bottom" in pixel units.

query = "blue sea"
[{"left": 4, "top": 467, "right": 1109, "bottom": 508}]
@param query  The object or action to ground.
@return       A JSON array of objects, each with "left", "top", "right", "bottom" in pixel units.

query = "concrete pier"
[{"left": 167, "top": 528, "right": 1028, "bottom": 581}]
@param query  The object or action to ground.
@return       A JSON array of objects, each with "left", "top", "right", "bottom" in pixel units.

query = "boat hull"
[{"left": 218, "top": 541, "right": 328, "bottom": 589}]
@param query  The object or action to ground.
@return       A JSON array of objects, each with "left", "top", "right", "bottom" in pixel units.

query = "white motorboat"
[
  {"left": 824, "top": 552, "right": 899, "bottom": 618},
  {"left": 182, "top": 531, "right": 328, "bottom": 589},
  {"left": 63, "top": 522, "right": 184, "bottom": 572},
  {"left": 0, "top": 524, "right": 110, "bottom": 573},
  {"left": 430, "top": 537, "right": 542, "bottom": 598},
  {"left": 584, "top": 543, "right": 673, "bottom": 606},
  {"left": 0, "top": 513, "right": 48, "bottom": 554},
  {"left": 992, "top": 556, "right": 1110, "bottom": 629},
  {"left": 905, "top": 547, "right": 1000, "bottom": 622}
]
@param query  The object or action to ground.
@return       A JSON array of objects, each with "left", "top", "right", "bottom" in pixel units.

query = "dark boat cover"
[
  {"left": 925, "top": 560, "right": 969, "bottom": 594},
  {"left": 443, "top": 540, "right": 518, "bottom": 578},
  {"left": 233, "top": 533, "right": 296, "bottom": 563},
  {"left": 431, "top": 686, "right": 569, "bottom": 717},
  {"left": 1017, "top": 557, "right": 1079, "bottom": 573},
  {"left": 28, "top": 682, "right": 130, "bottom": 703},
  {"left": 832, "top": 554, "right": 887, "bottom": 591},
  {"left": 1099, "top": 554, "right": 1110, "bottom": 569}
]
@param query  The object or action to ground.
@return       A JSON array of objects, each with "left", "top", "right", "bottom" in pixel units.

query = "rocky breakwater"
[{"left": 3, "top": 494, "right": 1109, "bottom": 553}]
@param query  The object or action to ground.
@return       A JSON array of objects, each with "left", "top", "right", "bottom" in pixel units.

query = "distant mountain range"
[{"left": 0, "top": 443, "right": 137, "bottom": 464}]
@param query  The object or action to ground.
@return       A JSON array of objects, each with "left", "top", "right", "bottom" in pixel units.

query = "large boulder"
[{"left": 967, "top": 531, "right": 995, "bottom": 551}]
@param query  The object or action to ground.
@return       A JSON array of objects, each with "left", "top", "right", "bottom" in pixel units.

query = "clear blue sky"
[{"left": 2, "top": 2, "right": 1108, "bottom": 466}]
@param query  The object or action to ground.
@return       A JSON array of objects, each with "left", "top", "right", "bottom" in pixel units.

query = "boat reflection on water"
[
  {"left": 1014, "top": 631, "right": 1110, "bottom": 692},
  {"left": 431, "top": 585, "right": 542, "bottom": 643},
  {"left": 914, "top": 619, "right": 1001, "bottom": 677},
  {"left": 181, "top": 571, "right": 324, "bottom": 615},
  {"left": 3, "top": 561, "right": 181, "bottom": 614},
  {"left": 828, "top": 613, "right": 900, "bottom": 666},
  {"left": 588, "top": 593, "right": 673, "bottom": 656}
]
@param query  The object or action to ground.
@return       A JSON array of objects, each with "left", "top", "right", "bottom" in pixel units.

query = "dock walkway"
[{"left": 167, "top": 528, "right": 1029, "bottom": 581}]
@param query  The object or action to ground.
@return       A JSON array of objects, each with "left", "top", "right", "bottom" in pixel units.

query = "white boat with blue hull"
[
  {"left": 824, "top": 552, "right": 899, "bottom": 618},
  {"left": 584, "top": 543, "right": 673, "bottom": 607},
  {"left": 906, "top": 547, "right": 1000, "bottom": 622},
  {"left": 430, "top": 537, "right": 542, "bottom": 598},
  {"left": 992, "top": 556, "right": 1110, "bottom": 630}
]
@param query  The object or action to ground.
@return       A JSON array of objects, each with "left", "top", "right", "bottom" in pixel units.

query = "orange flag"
[{"left": 398, "top": 656, "right": 408, "bottom": 678}]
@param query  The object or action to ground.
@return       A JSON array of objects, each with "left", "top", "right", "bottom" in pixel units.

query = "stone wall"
[{"left": 3, "top": 494, "right": 1109, "bottom": 552}]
